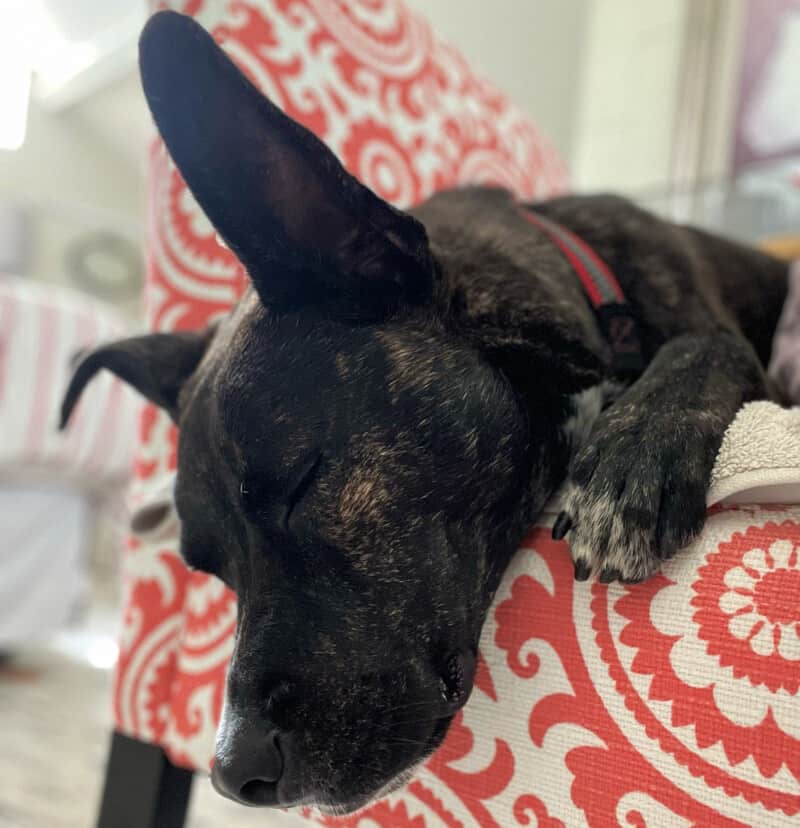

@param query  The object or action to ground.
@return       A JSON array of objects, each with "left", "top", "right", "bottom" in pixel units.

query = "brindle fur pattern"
[{"left": 59, "top": 11, "right": 789, "bottom": 814}]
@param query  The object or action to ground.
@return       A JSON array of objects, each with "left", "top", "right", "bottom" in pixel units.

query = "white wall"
[
  {"left": 0, "top": 98, "right": 145, "bottom": 317},
  {"left": 570, "top": 0, "right": 689, "bottom": 194},
  {"left": 0, "top": 100, "right": 144, "bottom": 221},
  {"left": 405, "top": 0, "right": 590, "bottom": 160}
]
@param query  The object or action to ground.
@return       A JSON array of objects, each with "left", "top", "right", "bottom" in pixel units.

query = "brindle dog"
[{"left": 60, "top": 10, "right": 789, "bottom": 815}]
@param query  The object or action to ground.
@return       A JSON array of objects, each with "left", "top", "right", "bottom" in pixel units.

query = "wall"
[
  {"left": 405, "top": 0, "right": 590, "bottom": 161},
  {"left": 0, "top": 98, "right": 145, "bottom": 318},
  {"left": 570, "top": 0, "right": 689, "bottom": 194},
  {"left": 0, "top": 100, "right": 144, "bottom": 222}
]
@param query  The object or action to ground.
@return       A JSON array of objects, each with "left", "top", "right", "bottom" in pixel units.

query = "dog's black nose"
[{"left": 211, "top": 728, "right": 284, "bottom": 806}]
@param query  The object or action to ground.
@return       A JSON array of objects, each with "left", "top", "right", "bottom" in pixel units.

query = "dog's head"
[{"left": 61, "top": 11, "right": 602, "bottom": 813}]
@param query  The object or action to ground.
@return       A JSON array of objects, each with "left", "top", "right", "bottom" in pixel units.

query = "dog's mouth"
[
  {"left": 315, "top": 768, "right": 418, "bottom": 816},
  {"left": 313, "top": 716, "right": 452, "bottom": 816},
  {"left": 212, "top": 650, "right": 476, "bottom": 811},
  {"left": 212, "top": 713, "right": 452, "bottom": 813}
]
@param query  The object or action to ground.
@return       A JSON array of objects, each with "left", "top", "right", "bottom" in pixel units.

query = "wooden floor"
[{"left": 0, "top": 585, "right": 298, "bottom": 828}]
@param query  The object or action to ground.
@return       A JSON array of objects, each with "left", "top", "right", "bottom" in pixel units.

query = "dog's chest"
[{"left": 562, "top": 381, "right": 622, "bottom": 453}]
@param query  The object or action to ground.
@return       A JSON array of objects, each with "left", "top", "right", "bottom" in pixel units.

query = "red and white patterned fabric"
[
  {"left": 115, "top": 2, "right": 800, "bottom": 826},
  {"left": 0, "top": 275, "right": 137, "bottom": 484}
]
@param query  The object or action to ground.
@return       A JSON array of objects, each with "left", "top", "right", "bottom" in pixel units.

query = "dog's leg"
[{"left": 557, "top": 331, "right": 768, "bottom": 582}]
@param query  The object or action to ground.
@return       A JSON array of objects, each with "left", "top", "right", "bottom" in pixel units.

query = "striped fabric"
[{"left": 0, "top": 275, "right": 140, "bottom": 487}]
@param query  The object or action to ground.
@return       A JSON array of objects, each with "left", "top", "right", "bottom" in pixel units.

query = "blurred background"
[{"left": 0, "top": 1, "right": 797, "bottom": 826}]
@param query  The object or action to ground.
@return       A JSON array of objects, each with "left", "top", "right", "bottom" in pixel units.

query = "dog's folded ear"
[
  {"left": 452, "top": 303, "right": 608, "bottom": 396},
  {"left": 477, "top": 318, "right": 607, "bottom": 395},
  {"left": 138, "top": 11, "right": 434, "bottom": 322},
  {"left": 60, "top": 328, "right": 214, "bottom": 428}
]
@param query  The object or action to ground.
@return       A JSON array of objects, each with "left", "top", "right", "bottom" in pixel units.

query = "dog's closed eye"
[
  {"left": 239, "top": 451, "right": 322, "bottom": 533},
  {"left": 283, "top": 451, "right": 322, "bottom": 531}
]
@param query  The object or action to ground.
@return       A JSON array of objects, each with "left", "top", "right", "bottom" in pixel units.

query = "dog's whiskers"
[
  {"left": 381, "top": 715, "right": 447, "bottom": 728},
  {"left": 382, "top": 699, "right": 440, "bottom": 716},
  {"left": 380, "top": 736, "right": 435, "bottom": 750}
]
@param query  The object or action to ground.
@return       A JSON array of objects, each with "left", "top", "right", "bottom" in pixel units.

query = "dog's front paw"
[{"left": 554, "top": 412, "right": 711, "bottom": 583}]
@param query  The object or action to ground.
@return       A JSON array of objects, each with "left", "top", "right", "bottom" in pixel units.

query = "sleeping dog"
[{"left": 60, "top": 10, "right": 789, "bottom": 816}]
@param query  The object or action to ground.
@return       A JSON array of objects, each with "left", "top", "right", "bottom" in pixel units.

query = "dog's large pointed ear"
[
  {"left": 138, "top": 11, "right": 434, "bottom": 321},
  {"left": 60, "top": 329, "right": 213, "bottom": 428}
]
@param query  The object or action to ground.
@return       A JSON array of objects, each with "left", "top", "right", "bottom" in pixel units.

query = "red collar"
[{"left": 520, "top": 207, "right": 644, "bottom": 378}]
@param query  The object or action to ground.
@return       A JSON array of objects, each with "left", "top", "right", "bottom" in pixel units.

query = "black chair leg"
[{"left": 96, "top": 730, "right": 194, "bottom": 828}]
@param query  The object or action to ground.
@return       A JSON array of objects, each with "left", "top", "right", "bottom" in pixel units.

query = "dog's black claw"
[
  {"left": 552, "top": 512, "right": 572, "bottom": 540},
  {"left": 599, "top": 568, "right": 621, "bottom": 584},
  {"left": 574, "top": 560, "right": 591, "bottom": 581}
]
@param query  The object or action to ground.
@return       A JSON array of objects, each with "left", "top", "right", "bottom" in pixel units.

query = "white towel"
[{"left": 708, "top": 399, "right": 800, "bottom": 506}]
